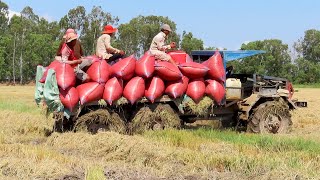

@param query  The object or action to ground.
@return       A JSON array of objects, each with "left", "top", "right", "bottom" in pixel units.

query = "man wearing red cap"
[
  {"left": 56, "top": 28, "right": 84, "bottom": 59},
  {"left": 149, "top": 24, "right": 177, "bottom": 65},
  {"left": 96, "top": 25, "right": 125, "bottom": 64}
]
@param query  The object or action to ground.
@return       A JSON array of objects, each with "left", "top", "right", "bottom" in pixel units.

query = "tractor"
[{"left": 37, "top": 50, "right": 306, "bottom": 134}]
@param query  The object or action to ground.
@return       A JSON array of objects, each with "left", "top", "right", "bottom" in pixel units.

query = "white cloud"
[
  {"left": 7, "top": 9, "right": 54, "bottom": 22},
  {"left": 7, "top": 9, "right": 20, "bottom": 19}
]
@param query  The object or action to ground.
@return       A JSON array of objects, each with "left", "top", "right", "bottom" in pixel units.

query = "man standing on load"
[
  {"left": 149, "top": 24, "right": 177, "bottom": 65},
  {"left": 96, "top": 25, "right": 125, "bottom": 64}
]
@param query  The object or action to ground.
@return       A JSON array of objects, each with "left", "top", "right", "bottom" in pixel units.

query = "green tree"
[
  {"left": 81, "top": 6, "right": 119, "bottom": 55},
  {"left": 115, "top": 15, "right": 180, "bottom": 57},
  {"left": 229, "top": 39, "right": 292, "bottom": 79},
  {"left": 180, "top": 31, "right": 203, "bottom": 54},
  {"left": 294, "top": 29, "right": 320, "bottom": 62},
  {"left": 293, "top": 58, "right": 320, "bottom": 84},
  {"left": 59, "top": 6, "right": 86, "bottom": 35},
  {"left": 0, "top": 1, "right": 9, "bottom": 32}
]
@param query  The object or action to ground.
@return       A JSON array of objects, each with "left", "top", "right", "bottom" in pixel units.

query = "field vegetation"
[{"left": 0, "top": 86, "right": 319, "bottom": 179}]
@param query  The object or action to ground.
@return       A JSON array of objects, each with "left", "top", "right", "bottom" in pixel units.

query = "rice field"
[{"left": 0, "top": 85, "right": 319, "bottom": 179}]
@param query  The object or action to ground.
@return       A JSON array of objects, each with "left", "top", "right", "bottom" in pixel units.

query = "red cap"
[{"left": 101, "top": 25, "right": 117, "bottom": 34}]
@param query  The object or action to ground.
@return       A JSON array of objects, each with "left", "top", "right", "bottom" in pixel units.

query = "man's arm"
[{"left": 104, "top": 35, "right": 121, "bottom": 53}]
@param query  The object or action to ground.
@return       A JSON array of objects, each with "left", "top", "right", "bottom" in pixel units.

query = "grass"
[
  {"left": 0, "top": 85, "right": 319, "bottom": 179},
  {"left": 293, "top": 83, "right": 320, "bottom": 88}
]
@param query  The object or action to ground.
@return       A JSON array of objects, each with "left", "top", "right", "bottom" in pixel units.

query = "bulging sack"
[
  {"left": 202, "top": 51, "right": 226, "bottom": 82},
  {"left": 206, "top": 79, "right": 225, "bottom": 105},
  {"left": 123, "top": 77, "right": 145, "bottom": 104},
  {"left": 85, "top": 55, "right": 100, "bottom": 63},
  {"left": 154, "top": 61, "right": 182, "bottom": 81},
  {"left": 112, "top": 55, "right": 136, "bottom": 80},
  {"left": 186, "top": 78, "right": 206, "bottom": 103},
  {"left": 103, "top": 77, "right": 123, "bottom": 105},
  {"left": 179, "top": 62, "right": 209, "bottom": 79},
  {"left": 135, "top": 52, "right": 155, "bottom": 79},
  {"left": 77, "top": 82, "right": 104, "bottom": 105},
  {"left": 145, "top": 76, "right": 165, "bottom": 103},
  {"left": 39, "top": 60, "right": 60, "bottom": 83},
  {"left": 86, "top": 60, "right": 110, "bottom": 83},
  {"left": 59, "top": 87, "right": 79, "bottom": 111},
  {"left": 168, "top": 51, "right": 193, "bottom": 64},
  {"left": 55, "top": 62, "right": 76, "bottom": 90},
  {"left": 165, "top": 76, "right": 189, "bottom": 98}
]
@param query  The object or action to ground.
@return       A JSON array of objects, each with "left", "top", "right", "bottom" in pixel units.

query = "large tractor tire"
[
  {"left": 53, "top": 112, "right": 74, "bottom": 133},
  {"left": 129, "top": 104, "right": 181, "bottom": 134},
  {"left": 247, "top": 98, "right": 292, "bottom": 134},
  {"left": 73, "top": 109, "right": 126, "bottom": 134},
  {"left": 129, "top": 106, "right": 156, "bottom": 134},
  {"left": 154, "top": 104, "right": 181, "bottom": 130}
]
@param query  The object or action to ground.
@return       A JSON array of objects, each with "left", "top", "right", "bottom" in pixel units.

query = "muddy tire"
[
  {"left": 247, "top": 98, "right": 292, "bottom": 134},
  {"left": 73, "top": 109, "right": 126, "bottom": 134},
  {"left": 53, "top": 112, "right": 74, "bottom": 133}
]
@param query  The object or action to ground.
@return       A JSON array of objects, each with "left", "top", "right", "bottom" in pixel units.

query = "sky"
[{"left": 4, "top": 0, "right": 320, "bottom": 50}]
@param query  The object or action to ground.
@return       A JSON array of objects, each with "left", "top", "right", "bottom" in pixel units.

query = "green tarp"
[
  {"left": 43, "top": 69, "right": 64, "bottom": 113},
  {"left": 34, "top": 65, "right": 45, "bottom": 105}
]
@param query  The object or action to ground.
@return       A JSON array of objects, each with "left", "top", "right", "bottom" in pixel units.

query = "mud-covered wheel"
[
  {"left": 154, "top": 104, "right": 181, "bottom": 130},
  {"left": 53, "top": 112, "right": 74, "bottom": 132},
  {"left": 247, "top": 98, "right": 292, "bottom": 134},
  {"left": 73, "top": 109, "right": 126, "bottom": 134}
]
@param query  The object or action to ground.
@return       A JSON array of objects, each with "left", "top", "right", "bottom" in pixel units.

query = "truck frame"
[{"left": 52, "top": 50, "right": 307, "bottom": 134}]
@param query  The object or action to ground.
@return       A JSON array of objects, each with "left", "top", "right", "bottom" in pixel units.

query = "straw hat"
[
  {"left": 63, "top": 28, "right": 76, "bottom": 38},
  {"left": 65, "top": 32, "right": 78, "bottom": 43}
]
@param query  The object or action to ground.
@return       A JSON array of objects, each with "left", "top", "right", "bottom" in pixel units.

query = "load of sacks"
[{"left": 39, "top": 50, "right": 226, "bottom": 112}]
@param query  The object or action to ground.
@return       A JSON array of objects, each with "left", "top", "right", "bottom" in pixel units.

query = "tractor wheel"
[
  {"left": 154, "top": 104, "right": 181, "bottom": 130},
  {"left": 129, "top": 106, "right": 156, "bottom": 134},
  {"left": 247, "top": 98, "right": 292, "bottom": 134},
  {"left": 73, "top": 109, "right": 126, "bottom": 134},
  {"left": 53, "top": 111, "right": 74, "bottom": 133}
]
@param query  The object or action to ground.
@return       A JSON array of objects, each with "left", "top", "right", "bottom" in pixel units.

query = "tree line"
[{"left": 0, "top": 1, "right": 319, "bottom": 84}]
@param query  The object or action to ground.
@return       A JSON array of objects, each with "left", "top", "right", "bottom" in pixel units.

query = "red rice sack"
[
  {"left": 206, "top": 80, "right": 225, "bottom": 105},
  {"left": 123, "top": 77, "right": 145, "bottom": 104},
  {"left": 154, "top": 61, "right": 182, "bottom": 81},
  {"left": 165, "top": 76, "right": 189, "bottom": 98},
  {"left": 112, "top": 55, "right": 136, "bottom": 80},
  {"left": 186, "top": 78, "right": 206, "bottom": 103},
  {"left": 59, "top": 87, "right": 79, "bottom": 111},
  {"left": 145, "top": 76, "right": 165, "bottom": 103},
  {"left": 55, "top": 62, "right": 76, "bottom": 90},
  {"left": 168, "top": 51, "right": 193, "bottom": 64},
  {"left": 85, "top": 55, "right": 101, "bottom": 63},
  {"left": 179, "top": 62, "right": 209, "bottom": 79},
  {"left": 103, "top": 77, "right": 123, "bottom": 105},
  {"left": 202, "top": 51, "right": 226, "bottom": 82},
  {"left": 39, "top": 60, "right": 60, "bottom": 83},
  {"left": 77, "top": 82, "right": 104, "bottom": 105},
  {"left": 135, "top": 52, "right": 155, "bottom": 79},
  {"left": 86, "top": 60, "right": 110, "bottom": 83}
]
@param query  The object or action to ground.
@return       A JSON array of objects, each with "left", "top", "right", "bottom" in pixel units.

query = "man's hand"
[
  {"left": 170, "top": 42, "right": 176, "bottom": 49},
  {"left": 119, "top": 50, "right": 125, "bottom": 56}
]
